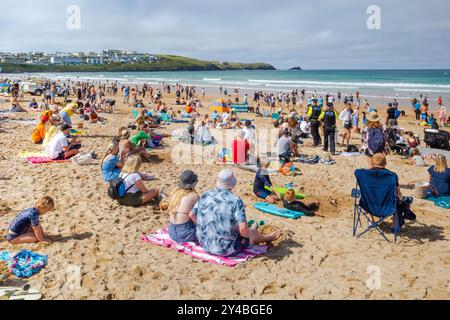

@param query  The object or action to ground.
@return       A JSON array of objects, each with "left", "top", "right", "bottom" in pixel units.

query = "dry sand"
[{"left": 0, "top": 90, "right": 449, "bottom": 300}]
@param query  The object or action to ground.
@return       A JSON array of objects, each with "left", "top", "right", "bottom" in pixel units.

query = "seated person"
[
  {"left": 406, "top": 132, "right": 420, "bottom": 148},
  {"left": 253, "top": 158, "right": 281, "bottom": 204},
  {"left": 299, "top": 119, "right": 311, "bottom": 138},
  {"left": 117, "top": 155, "right": 161, "bottom": 207},
  {"left": 283, "top": 189, "right": 323, "bottom": 217},
  {"left": 370, "top": 153, "right": 416, "bottom": 227},
  {"left": 277, "top": 129, "right": 299, "bottom": 162},
  {"left": 195, "top": 121, "right": 214, "bottom": 145},
  {"left": 165, "top": 171, "right": 200, "bottom": 244},
  {"left": 46, "top": 124, "right": 81, "bottom": 160},
  {"left": 29, "top": 99, "right": 39, "bottom": 109},
  {"left": 428, "top": 155, "right": 450, "bottom": 196},
  {"left": 101, "top": 142, "right": 124, "bottom": 183},
  {"left": 32, "top": 115, "right": 50, "bottom": 144},
  {"left": 191, "top": 169, "right": 282, "bottom": 257},
  {"left": 6, "top": 196, "right": 55, "bottom": 244},
  {"left": 410, "top": 148, "right": 425, "bottom": 166},
  {"left": 42, "top": 116, "right": 60, "bottom": 148},
  {"left": 232, "top": 131, "right": 250, "bottom": 165}
]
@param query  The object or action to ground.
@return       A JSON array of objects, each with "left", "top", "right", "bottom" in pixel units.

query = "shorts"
[
  {"left": 118, "top": 191, "right": 143, "bottom": 208},
  {"left": 232, "top": 237, "right": 250, "bottom": 255},
  {"left": 52, "top": 152, "right": 66, "bottom": 161},
  {"left": 169, "top": 221, "right": 197, "bottom": 244},
  {"left": 344, "top": 123, "right": 353, "bottom": 130},
  {"left": 6, "top": 232, "right": 19, "bottom": 242},
  {"left": 255, "top": 190, "right": 272, "bottom": 200}
]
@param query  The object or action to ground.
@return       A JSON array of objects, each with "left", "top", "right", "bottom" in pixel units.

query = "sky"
[{"left": 0, "top": 0, "right": 449, "bottom": 69}]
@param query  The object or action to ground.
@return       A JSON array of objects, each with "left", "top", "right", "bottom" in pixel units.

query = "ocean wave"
[
  {"left": 248, "top": 79, "right": 450, "bottom": 89},
  {"left": 203, "top": 78, "right": 222, "bottom": 81}
]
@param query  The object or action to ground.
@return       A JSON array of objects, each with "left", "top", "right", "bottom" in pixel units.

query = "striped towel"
[
  {"left": 141, "top": 228, "right": 268, "bottom": 267},
  {"left": 26, "top": 157, "right": 70, "bottom": 165}
]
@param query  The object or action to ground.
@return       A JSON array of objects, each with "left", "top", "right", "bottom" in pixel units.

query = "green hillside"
[{"left": 0, "top": 55, "right": 275, "bottom": 73}]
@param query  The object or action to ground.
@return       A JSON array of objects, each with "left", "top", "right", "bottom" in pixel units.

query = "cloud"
[{"left": 0, "top": 0, "right": 449, "bottom": 69}]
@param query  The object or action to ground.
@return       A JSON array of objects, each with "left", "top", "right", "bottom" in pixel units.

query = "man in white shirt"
[
  {"left": 46, "top": 124, "right": 81, "bottom": 160},
  {"left": 300, "top": 119, "right": 311, "bottom": 138}
]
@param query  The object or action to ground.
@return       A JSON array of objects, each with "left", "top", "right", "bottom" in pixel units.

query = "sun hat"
[
  {"left": 179, "top": 170, "right": 198, "bottom": 189},
  {"left": 217, "top": 169, "right": 237, "bottom": 190},
  {"left": 366, "top": 111, "right": 381, "bottom": 122},
  {"left": 121, "top": 130, "right": 131, "bottom": 139}
]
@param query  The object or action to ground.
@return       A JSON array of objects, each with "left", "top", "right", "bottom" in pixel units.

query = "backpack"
[
  {"left": 107, "top": 174, "right": 134, "bottom": 200},
  {"left": 368, "top": 128, "right": 386, "bottom": 154}
]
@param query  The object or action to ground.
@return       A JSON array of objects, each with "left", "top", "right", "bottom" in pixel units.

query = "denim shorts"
[{"left": 169, "top": 221, "right": 197, "bottom": 244}]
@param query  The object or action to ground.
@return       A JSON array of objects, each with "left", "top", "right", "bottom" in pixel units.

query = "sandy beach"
[{"left": 0, "top": 88, "right": 449, "bottom": 300}]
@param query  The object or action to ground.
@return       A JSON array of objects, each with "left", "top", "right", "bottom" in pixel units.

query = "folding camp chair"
[{"left": 352, "top": 169, "right": 400, "bottom": 243}]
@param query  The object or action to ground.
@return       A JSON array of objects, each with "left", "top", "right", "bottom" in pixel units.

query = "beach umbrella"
[{"left": 209, "top": 99, "right": 230, "bottom": 113}]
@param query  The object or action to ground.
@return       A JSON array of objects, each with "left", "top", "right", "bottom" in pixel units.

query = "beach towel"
[
  {"left": 141, "top": 228, "right": 268, "bottom": 267},
  {"left": 0, "top": 250, "right": 48, "bottom": 278},
  {"left": 297, "top": 155, "right": 320, "bottom": 164},
  {"left": 340, "top": 152, "right": 362, "bottom": 157},
  {"left": 70, "top": 129, "right": 87, "bottom": 136},
  {"left": 425, "top": 196, "right": 450, "bottom": 209},
  {"left": 26, "top": 156, "right": 70, "bottom": 165}
]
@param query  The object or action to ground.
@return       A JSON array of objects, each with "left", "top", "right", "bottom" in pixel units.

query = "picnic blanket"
[
  {"left": 26, "top": 156, "right": 70, "bottom": 165},
  {"left": 141, "top": 228, "right": 268, "bottom": 267},
  {"left": 425, "top": 196, "right": 450, "bottom": 209},
  {"left": 0, "top": 250, "right": 48, "bottom": 278},
  {"left": 70, "top": 129, "right": 87, "bottom": 136}
]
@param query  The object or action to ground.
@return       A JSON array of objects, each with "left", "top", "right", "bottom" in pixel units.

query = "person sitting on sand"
[
  {"left": 46, "top": 124, "right": 81, "bottom": 160},
  {"left": 42, "top": 116, "right": 60, "bottom": 148},
  {"left": 191, "top": 169, "right": 282, "bottom": 257},
  {"left": 283, "top": 189, "right": 324, "bottom": 217},
  {"left": 59, "top": 102, "right": 78, "bottom": 127},
  {"left": 428, "top": 155, "right": 450, "bottom": 197},
  {"left": 253, "top": 158, "right": 281, "bottom": 204},
  {"left": 409, "top": 148, "right": 425, "bottom": 167},
  {"left": 31, "top": 115, "right": 50, "bottom": 144},
  {"left": 117, "top": 155, "right": 161, "bottom": 207},
  {"left": 406, "top": 132, "right": 420, "bottom": 148},
  {"left": 6, "top": 196, "right": 55, "bottom": 244},
  {"left": 101, "top": 142, "right": 124, "bottom": 183},
  {"left": 165, "top": 171, "right": 200, "bottom": 244},
  {"left": 135, "top": 109, "right": 148, "bottom": 131},
  {"left": 29, "top": 99, "right": 38, "bottom": 109},
  {"left": 277, "top": 128, "right": 300, "bottom": 162}
]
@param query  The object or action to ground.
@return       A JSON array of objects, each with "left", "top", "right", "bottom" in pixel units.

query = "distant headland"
[{"left": 0, "top": 51, "right": 276, "bottom": 73}]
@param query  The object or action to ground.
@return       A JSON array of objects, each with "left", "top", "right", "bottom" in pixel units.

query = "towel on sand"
[
  {"left": 26, "top": 156, "right": 70, "bottom": 164},
  {"left": 0, "top": 250, "right": 48, "bottom": 278},
  {"left": 141, "top": 228, "right": 268, "bottom": 267},
  {"left": 18, "top": 151, "right": 47, "bottom": 159},
  {"left": 425, "top": 196, "right": 450, "bottom": 209}
]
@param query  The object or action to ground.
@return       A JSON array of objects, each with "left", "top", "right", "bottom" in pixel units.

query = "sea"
[{"left": 7, "top": 69, "right": 450, "bottom": 105}]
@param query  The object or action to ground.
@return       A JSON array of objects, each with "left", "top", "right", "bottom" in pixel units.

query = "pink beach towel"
[
  {"left": 26, "top": 156, "right": 70, "bottom": 165},
  {"left": 141, "top": 228, "right": 268, "bottom": 267}
]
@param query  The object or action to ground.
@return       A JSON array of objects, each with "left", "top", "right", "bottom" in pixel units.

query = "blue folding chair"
[{"left": 352, "top": 169, "right": 400, "bottom": 243}]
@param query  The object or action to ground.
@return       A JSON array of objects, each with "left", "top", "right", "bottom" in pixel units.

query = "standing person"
[
  {"left": 386, "top": 103, "right": 397, "bottom": 128},
  {"left": 420, "top": 102, "right": 429, "bottom": 123},
  {"left": 319, "top": 103, "right": 339, "bottom": 155},
  {"left": 438, "top": 96, "right": 443, "bottom": 106},
  {"left": 339, "top": 103, "right": 354, "bottom": 147},
  {"left": 364, "top": 112, "right": 386, "bottom": 168},
  {"left": 414, "top": 99, "right": 421, "bottom": 121},
  {"left": 307, "top": 100, "right": 322, "bottom": 147},
  {"left": 59, "top": 102, "right": 78, "bottom": 127},
  {"left": 438, "top": 104, "right": 447, "bottom": 127}
]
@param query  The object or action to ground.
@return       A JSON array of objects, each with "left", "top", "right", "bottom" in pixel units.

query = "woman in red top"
[{"left": 232, "top": 131, "right": 250, "bottom": 165}]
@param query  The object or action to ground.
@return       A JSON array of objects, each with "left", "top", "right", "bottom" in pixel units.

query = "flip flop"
[{"left": 0, "top": 284, "right": 42, "bottom": 300}]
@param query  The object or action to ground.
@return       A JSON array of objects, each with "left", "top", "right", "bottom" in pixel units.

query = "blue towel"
[
  {"left": 425, "top": 196, "right": 450, "bottom": 209},
  {"left": 0, "top": 250, "right": 48, "bottom": 278}
]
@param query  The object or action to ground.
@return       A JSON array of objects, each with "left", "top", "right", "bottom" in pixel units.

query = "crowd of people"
[{"left": 2, "top": 79, "right": 449, "bottom": 259}]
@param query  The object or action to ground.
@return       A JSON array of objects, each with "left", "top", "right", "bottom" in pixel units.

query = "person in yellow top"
[
  {"left": 318, "top": 103, "right": 339, "bottom": 155},
  {"left": 32, "top": 116, "right": 50, "bottom": 144},
  {"left": 59, "top": 102, "right": 78, "bottom": 127},
  {"left": 307, "top": 99, "right": 323, "bottom": 147}
]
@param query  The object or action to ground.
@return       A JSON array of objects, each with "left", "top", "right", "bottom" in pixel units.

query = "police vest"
[
  {"left": 311, "top": 106, "right": 322, "bottom": 120},
  {"left": 323, "top": 111, "right": 337, "bottom": 128}
]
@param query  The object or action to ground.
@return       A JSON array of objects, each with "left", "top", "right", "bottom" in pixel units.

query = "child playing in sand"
[
  {"left": 283, "top": 190, "right": 324, "bottom": 217},
  {"left": 6, "top": 197, "right": 55, "bottom": 244},
  {"left": 410, "top": 148, "right": 426, "bottom": 167},
  {"left": 253, "top": 158, "right": 281, "bottom": 204}
]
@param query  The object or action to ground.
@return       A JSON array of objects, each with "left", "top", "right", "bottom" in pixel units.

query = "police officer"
[
  {"left": 319, "top": 103, "right": 339, "bottom": 155},
  {"left": 307, "top": 99, "right": 323, "bottom": 147}
]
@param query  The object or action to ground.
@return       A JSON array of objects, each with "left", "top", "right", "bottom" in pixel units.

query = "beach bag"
[
  {"left": 280, "top": 162, "right": 295, "bottom": 176},
  {"left": 368, "top": 128, "right": 385, "bottom": 154},
  {"left": 107, "top": 174, "right": 133, "bottom": 200}
]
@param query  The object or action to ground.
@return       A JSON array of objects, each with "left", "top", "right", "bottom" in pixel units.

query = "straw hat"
[
  {"left": 121, "top": 130, "right": 130, "bottom": 139},
  {"left": 366, "top": 111, "right": 381, "bottom": 122}
]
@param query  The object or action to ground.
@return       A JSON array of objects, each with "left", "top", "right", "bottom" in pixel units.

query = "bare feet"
[{"left": 265, "top": 230, "right": 283, "bottom": 242}]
